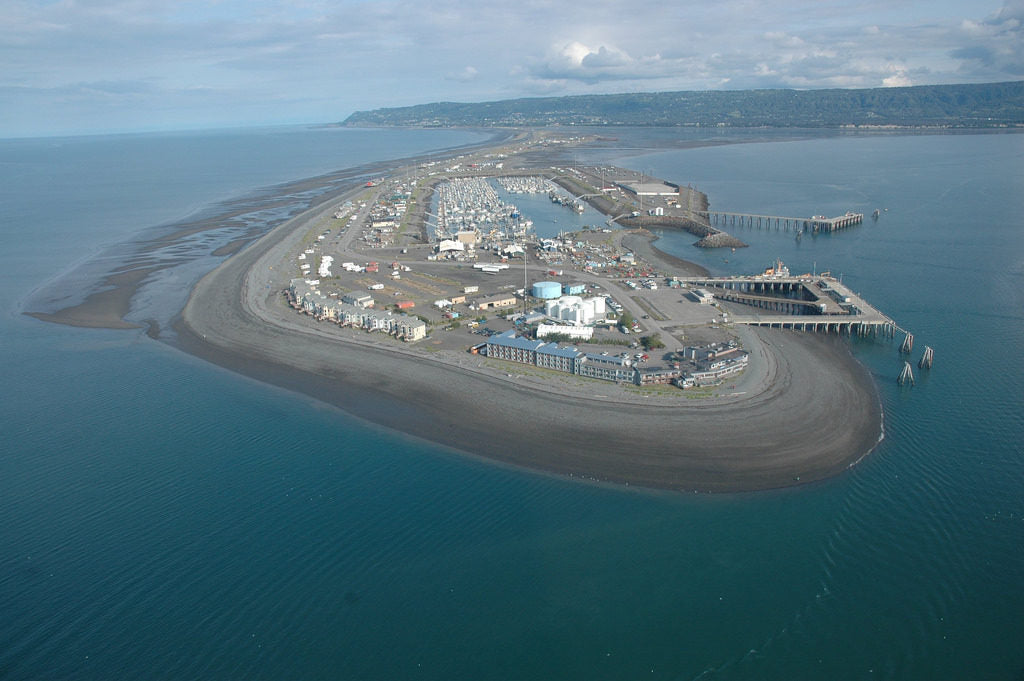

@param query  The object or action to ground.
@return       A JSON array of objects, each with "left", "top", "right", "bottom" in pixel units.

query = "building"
[
  {"left": 577, "top": 353, "right": 634, "bottom": 382},
  {"left": 563, "top": 282, "right": 587, "bottom": 295},
  {"left": 535, "top": 343, "right": 583, "bottom": 374},
  {"left": 689, "top": 288, "right": 715, "bottom": 304},
  {"left": 475, "top": 295, "right": 517, "bottom": 310},
  {"left": 615, "top": 180, "right": 680, "bottom": 198},
  {"left": 536, "top": 324, "right": 594, "bottom": 341},
  {"left": 342, "top": 293, "right": 375, "bottom": 308},
  {"left": 437, "top": 239, "right": 465, "bottom": 254},
  {"left": 486, "top": 329, "right": 546, "bottom": 365},
  {"left": 396, "top": 316, "right": 427, "bottom": 341},
  {"left": 682, "top": 343, "right": 740, "bottom": 362},
  {"left": 288, "top": 280, "right": 427, "bottom": 342},
  {"left": 481, "top": 329, "right": 698, "bottom": 387},
  {"left": 485, "top": 331, "right": 633, "bottom": 383},
  {"left": 634, "top": 365, "right": 680, "bottom": 386},
  {"left": 684, "top": 354, "right": 749, "bottom": 386},
  {"left": 501, "top": 244, "right": 524, "bottom": 258},
  {"left": 675, "top": 343, "right": 750, "bottom": 387}
]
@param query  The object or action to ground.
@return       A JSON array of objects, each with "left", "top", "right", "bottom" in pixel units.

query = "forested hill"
[{"left": 342, "top": 81, "right": 1024, "bottom": 129}]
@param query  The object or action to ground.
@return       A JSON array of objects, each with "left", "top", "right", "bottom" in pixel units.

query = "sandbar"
[
  {"left": 27, "top": 131, "right": 883, "bottom": 492},
  {"left": 175, "top": 174, "right": 882, "bottom": 493}
]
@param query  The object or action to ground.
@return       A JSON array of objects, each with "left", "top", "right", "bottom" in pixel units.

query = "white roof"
[{"left": 438, "top": 239, "right": 465, "bottom": 252}]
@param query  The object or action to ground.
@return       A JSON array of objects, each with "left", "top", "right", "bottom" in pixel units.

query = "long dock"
[
  {"left": 700, "top": 211, "right": 863, "bottom": 232},
  {"left": 681, "top": 273, "right": 902, "bottom": 337}
]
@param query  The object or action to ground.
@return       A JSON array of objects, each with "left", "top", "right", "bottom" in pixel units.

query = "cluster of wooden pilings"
[{"left": 897, "top": 332, "right": 934, "bottom": 386}]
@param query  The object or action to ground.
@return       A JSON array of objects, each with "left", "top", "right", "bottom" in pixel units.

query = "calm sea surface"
[{"left": 1, "top": 126, "right": 1022, "bottom": 680}]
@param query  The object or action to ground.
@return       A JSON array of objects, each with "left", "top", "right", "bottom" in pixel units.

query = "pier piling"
[{"left": 898, "top": 361, "right": 915, "bottom": 386}]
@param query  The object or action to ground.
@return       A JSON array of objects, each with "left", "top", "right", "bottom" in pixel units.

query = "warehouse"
[{"left": 475, "top": 294, "right": 517, "bottom": 310}]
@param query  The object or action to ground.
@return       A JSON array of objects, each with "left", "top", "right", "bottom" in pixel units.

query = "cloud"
[
  {"left": 528, "top": 41, "right": 703, "bottom": 86},
  {"left": 947, "top": 0, "right": 1024, "bottom": 75},
  {"left": 1, "top": 0, "right": 1022, "bottom": 136},
  {"left": 444, "top": 66, "right": 479, "bottom": 82}
]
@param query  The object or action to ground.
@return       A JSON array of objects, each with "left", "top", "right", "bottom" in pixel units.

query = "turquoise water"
[{"left": 1, "top": 127, "right": 1022, "bottom": 680}]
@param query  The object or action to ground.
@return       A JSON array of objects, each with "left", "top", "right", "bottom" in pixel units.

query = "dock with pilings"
[
  {"left": 679, "top": 267, "right": 933, "bottom": 383},
  {"left": 699, "top": 210, "right": 864, "bottom": 233},
  {"left": 679, "top": 272, "right": 901, "bottom": 338}
]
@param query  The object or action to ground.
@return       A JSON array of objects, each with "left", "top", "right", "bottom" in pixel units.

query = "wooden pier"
[
  {"left": 679, "top": 273, "right": 903, "bottom": 339},
  {"left": 700, "top": 210, "right": 864, "bottom": 233},
  {"left": 681, "top": 267, "right": 934, "bottom": 386}
]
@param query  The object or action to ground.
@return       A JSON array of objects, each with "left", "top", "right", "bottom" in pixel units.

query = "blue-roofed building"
[
  {"left": 483, "top": 330, "right": 683, "bottom": 384},
  {"left": 486, "top": 329, "right": 548, "bottom": 366},
  {"left": 577, "top": 353, "right": 634, "bottom": 383},
  {"left": 535, "top": 343, "right": 582, "bottom": 374}
]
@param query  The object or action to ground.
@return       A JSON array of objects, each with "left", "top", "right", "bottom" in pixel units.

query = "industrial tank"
[{"left": 531, "top": 281, "right": 562, "bottom": 299}]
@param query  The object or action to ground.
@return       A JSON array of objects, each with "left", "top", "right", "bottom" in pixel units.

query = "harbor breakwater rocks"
[{"left": 617, "top": 214, "right": 748, "bottom": 249}]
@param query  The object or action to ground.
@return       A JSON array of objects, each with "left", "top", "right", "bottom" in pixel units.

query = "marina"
[{"left": 8, "top": 123, "right": 1021, "bottom": 681}]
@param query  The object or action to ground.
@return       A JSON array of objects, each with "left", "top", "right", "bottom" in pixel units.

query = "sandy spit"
[{"left": 177, "top": 183, "right": 882, "bottom": 493}]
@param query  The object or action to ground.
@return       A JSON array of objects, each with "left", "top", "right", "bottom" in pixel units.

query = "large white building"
[
  {"left": 544, "top": 295, "right": 606, "bottom": 326},
  {"left": 537, "top": 324, "right": 594, "bottom": 341}
]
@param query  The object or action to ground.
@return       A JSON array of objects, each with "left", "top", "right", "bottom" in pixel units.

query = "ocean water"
[{"left": 1, "top": 126, "right": 1022, "bottom": 680}]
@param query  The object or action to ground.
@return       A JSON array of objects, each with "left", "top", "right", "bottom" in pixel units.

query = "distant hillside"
[{"left": 343, "top": 81, "right": 1024, "bottom": 129}]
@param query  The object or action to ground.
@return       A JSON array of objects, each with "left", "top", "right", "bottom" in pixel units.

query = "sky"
[{"left": 1, "top": 0, "right": 1022, "bottom": 137}]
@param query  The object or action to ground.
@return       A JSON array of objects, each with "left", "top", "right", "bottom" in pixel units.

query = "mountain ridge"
[{"left": 342, "top": 81, "right": 1024, "bottom": 129}]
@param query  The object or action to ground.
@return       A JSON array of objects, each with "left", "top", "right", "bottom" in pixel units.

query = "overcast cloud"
[{"left": 1, "top": 0, "right": 1021, "bottom": 136}]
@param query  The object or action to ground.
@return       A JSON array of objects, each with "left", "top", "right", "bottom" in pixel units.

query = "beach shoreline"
[
  {"left": 172, "top": 166, "right": 881, "bottom": 492},
  {"left": 27, "top": 131, "right": 884, "bottom": 492}
]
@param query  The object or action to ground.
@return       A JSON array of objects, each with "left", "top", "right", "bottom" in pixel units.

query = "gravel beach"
[{"left": 175, "top": 182, "right": 883, "bottom": 493}]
